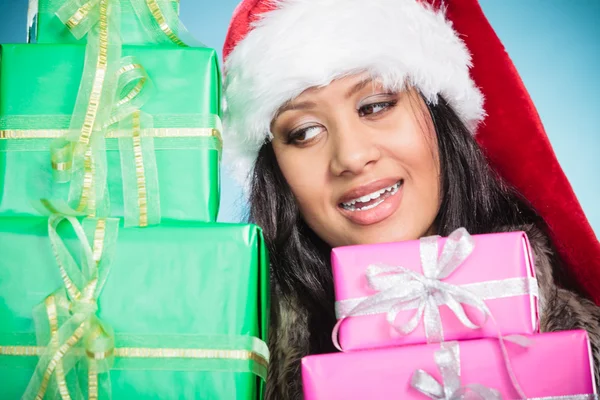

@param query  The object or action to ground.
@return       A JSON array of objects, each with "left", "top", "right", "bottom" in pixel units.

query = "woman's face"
[{"left": 270, "top": 74, "right": 441, "bottom": 247}]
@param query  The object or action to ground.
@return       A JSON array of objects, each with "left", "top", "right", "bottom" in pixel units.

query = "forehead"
[{"left": 292, "top": 73, "right": 382, "bottom": 101}]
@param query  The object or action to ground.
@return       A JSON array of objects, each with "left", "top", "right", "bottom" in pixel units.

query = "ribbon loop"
[
  {"left": 410, "top": 342, "right": 502, "bottom": 400},
  {"left": 24, "top": 216, "right": 119, "bottom": 400},
  {"left": 56, "top": 0, "right": 101, "bottom": 39},
  {"left": 105, "top": 59, "right": 161, "bottom": 227},
  {"left": 106, "top": 57, "right": 154, "bottom": 128},
  {"left": 435, "top": 228, "right": 475, "bottom": 279}
]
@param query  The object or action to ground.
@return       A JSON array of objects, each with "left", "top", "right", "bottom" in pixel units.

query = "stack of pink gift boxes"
[{"left": 302, "top": 228, "right": 597, "bottom": 399}]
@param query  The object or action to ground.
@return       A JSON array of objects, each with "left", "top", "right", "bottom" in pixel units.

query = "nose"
[{"left": 329, "top": 120, "right": 381, "bottom": 176}]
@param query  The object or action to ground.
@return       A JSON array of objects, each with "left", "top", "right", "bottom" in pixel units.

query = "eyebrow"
[
  {"left": 273, "top": 100, "right": 317, "bottom": 120},
  {"left": 345, "top": 77, "right": 375, "bottom": 99},
  {"left": 272, "top": 77, "right": 375, "bottom": 122}
]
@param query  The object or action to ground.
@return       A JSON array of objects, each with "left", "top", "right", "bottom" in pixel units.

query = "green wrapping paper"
[
  {"left": 0, "top": 43, "right": 221, "bottom": 222},
  {"left": 29, "top": 0, "right": 181, "bottom": 44},
  {"left": 0, "top": 217, "right": 270, "bottom": 399}
]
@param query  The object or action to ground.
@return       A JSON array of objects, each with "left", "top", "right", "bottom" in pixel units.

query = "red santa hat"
[{"left": 222, "top": 0, "right": 600, "bottom": 304}]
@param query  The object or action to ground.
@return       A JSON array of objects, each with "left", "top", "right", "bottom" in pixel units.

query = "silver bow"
[
  {"left": 331, "top": 227, "right": 537, "bottom": 398},
  {"left": 411, "top": 342, "right": 502, "bottom": 400},
  {"left": 333, "top": 228, "right": 497, "bottom": 346}
]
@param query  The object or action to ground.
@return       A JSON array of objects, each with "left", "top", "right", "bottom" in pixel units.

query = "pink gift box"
[
  {"left": 332, "top": 230, "right": 539, "bottom": 351},
  {"left": 302, "top": 330, "right": 596, "bottom": 399}
]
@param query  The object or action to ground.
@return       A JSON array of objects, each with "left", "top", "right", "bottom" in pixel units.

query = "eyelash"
[{"left": 286, "top": 99, "right": 398, "bottom": 145}]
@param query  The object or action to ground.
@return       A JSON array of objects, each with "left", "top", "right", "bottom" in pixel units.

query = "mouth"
[
  {"left": 337, "top": 179, "right": 404, "bottom": 226},
  {"left": 339, "top": 180, "right": 402, "bottom": 211}
]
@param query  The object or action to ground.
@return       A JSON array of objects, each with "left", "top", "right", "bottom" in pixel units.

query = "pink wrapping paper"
[
  {"left": 332, "top": 230, "right": 539, "bottom": 351},
  {"left": 302, "top": 330, "right": 596, "bottom": 399}
]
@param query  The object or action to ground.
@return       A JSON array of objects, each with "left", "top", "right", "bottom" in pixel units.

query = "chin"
[{"left": 347, "top": 222, "right": 435, "bottom": 246}]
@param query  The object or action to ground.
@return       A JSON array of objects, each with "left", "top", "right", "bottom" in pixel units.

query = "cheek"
[
  {"left": 273, "top": 146, "right": 328, "bottom": 212},
  {"left": 412, "top": 137, "right": 441, "bottom": 220},
  {"left": 385, "top": 113, "right": 441, "bottom": 215}
]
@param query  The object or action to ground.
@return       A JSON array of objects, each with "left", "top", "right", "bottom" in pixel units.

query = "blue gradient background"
[{"left": 1, "top": 0, "right": 598, "bottom": 234}]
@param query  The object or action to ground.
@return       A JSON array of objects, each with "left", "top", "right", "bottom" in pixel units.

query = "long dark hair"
[{"left": 249, "top": 94, "right": 572, "bottom": 355}]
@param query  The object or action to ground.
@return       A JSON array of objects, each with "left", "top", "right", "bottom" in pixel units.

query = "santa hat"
[{"left": 222, "top": 0, "right": 600, "bottom": 304}]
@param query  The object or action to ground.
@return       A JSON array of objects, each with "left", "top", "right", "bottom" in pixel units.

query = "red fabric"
[
  {"left": 223, "top": 0, "right": 276, "bottom": 62},
  {"left": 443, "top": 0, "right": 600, "bottom": 303},
  {"left": 223, "top": 0, "right": 600, "bottom": 303}
]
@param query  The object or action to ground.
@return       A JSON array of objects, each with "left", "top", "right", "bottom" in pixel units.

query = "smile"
[{"left": 340, "top": 181, "right": 402, "bottom": 211}]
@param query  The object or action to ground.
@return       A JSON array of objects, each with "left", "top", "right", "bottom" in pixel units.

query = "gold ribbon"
[
  {"left": 76, "top": 0, "right": 109, "bottom": 214},
  {"left": 45, "top": 296, "right": 71, "bottom": 400},
  {"left": 49, "top": 0, "right": 117, "bottom": 220},
  {"left": 130, "top": 111, "right": 148, "bottom": 226},
  {"left": 1, "top": 345, "right": 268, "bottom": 369},
  {"left": 0, "top": 127, "right": 221, "bottom": 140},
  {"left": 2, "top": 334, "right": 270, "bottom": 399},
  {"left": 144, "top": 0, "right": 186, "bottom": 46},
  {"left": 63, "top": 0, "right": 98, "bottom": 35},
  {"left": 0, "top": 128, "right": 222, "bottom": 142},
  {"left": 23, "top": 216, "right": 118, "bottom": 400},
  {"left": 47, "top": 0, "right": 203, "bottom": 224}
]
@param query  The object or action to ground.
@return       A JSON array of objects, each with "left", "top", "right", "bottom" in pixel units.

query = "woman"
[{"left": 222, "top": 0, "right": 600, "bottom": 398}]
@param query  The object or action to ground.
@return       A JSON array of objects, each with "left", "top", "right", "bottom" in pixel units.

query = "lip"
[
  {"left": 337, "top": 178, "right": 404, "bottom": 226},
  {"left": 337, "top": 178, "right": 402, "bottom": 205}
]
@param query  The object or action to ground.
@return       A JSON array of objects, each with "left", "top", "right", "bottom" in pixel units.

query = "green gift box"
[
  {"left": 0, "top": 43, "right": 221, "bottom": 223},
  {"left": 0, "top": 217, "right": 269, "bottom": 399},
  {"left": 28, "top": 0, "right": 181, "bottom": 45}
]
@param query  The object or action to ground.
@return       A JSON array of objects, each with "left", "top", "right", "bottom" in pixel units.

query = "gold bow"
[{"left": 23, "top": 216, "right": 119, "bottom": 400}]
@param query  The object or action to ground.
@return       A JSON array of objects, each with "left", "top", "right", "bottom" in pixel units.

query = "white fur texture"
[{"left": 223, "top": 0, "right": 485, "bottom": 189}]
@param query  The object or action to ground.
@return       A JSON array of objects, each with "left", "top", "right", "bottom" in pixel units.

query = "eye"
[
  {"left": 287, "top": 124, "right": 325, "bottom": 145},
  {"left": 358, "top": 99, "right": 398, "bottom": 117}
]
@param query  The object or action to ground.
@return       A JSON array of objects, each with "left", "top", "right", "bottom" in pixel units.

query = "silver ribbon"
[
  {"left": 411, "top": 341, "right": 502, "bottom": 400},
  {"left": 332, "top": 227, "right": 539, "bottom": 347},
  {"left": 530, "top": 396, "right": 598, "bottom": 400},
  {"left": 411, "top": 343, "right": 597, "bottom": 400},
  {"left": 330, "top": 227, "right": 537, "bottom": 398}
]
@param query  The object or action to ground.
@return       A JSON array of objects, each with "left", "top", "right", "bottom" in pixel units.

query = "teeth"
[{"left": 341, "top": 181, "right": 401, "bottom": 211}]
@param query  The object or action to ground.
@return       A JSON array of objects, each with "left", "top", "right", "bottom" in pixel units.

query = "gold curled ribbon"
[
  {"left": 48, "top": 0, "right": 117, "bottom": 220},
  {"left": 113, "top": 64, "right": 146, "bottom": 109},
  {"left": 50, "top": 0, "right": 192, "bottom": 225},
  {"left": 23, "top": 216, "right": 119, "bottom": 400},
  {"left": 144, "top": 0, "right": 186, "bottom": 46},
  {"left": 74, "top": 0, "right": 109, "bottom": 214},
  {"left": 53, "top": 0, "right": 187, "bottom": 45},
  {"left": 64, "top": 1, "right": 96, "bottom": 31},
  {"left": 108, "top": 61, "right": 157, "bottom": 227},
  {"left": 56, "top": 0, "right": 101, "bottom": 40}
]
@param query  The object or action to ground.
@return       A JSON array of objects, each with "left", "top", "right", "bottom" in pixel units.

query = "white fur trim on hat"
[{"left": 223, "top": 0, "right": 485, "bottom": 189}]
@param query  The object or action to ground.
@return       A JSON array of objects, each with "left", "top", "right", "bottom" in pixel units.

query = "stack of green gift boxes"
[{"left": 0, "top": 1, "right": 269, "bottom": 399}]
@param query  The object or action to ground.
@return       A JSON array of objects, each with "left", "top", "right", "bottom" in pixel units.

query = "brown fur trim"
[
  {"left": 265, "top": 286, "right": 309, "bottom": 400},
  {"left": 518, "top": 224, "right": 600, "bottom": 390}
]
